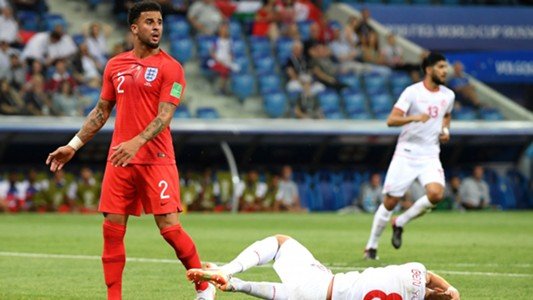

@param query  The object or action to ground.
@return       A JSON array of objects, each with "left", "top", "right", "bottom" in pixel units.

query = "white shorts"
[
  {"left": 273, "top": 239, "right": 333, "bottom": 300},
  {"left": 383, "top": 154, "right": 445, "bottom": 197}
]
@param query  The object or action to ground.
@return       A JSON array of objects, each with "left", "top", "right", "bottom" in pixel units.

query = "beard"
[
  {"left": 431, "top": 73, "right": 445, "bottom": 85},
  {"left": 139, "top": 35, "right": 159, "bottom": 49}
]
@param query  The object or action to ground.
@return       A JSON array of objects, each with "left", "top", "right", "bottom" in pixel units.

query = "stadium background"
[{"left": 0, "top": 0, "right": 532, "bottom": 299}]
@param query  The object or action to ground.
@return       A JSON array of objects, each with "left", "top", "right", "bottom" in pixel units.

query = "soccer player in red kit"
[{"left": 45, "top": 2, "right": 215, "bottom": 299}]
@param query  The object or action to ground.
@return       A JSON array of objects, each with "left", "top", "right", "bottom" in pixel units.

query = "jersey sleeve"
[
  {"left": 446, "top": 91, "right": 455, "bottom": 114},
  {"left": 160, "top": 61, "right": 186, "bottom": 105},
  {"left": 394, "top": 87, "right": 412, "bottom": 113},
  {"left": 100, "top": 61, "right": 116, "bottom": 101}
]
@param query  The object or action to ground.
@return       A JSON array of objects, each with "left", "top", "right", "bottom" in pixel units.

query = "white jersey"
[
  {"left": 332, "top": 262, "right": 427, "bottom": 300},
  {"left": 394, "top": 82, "right": 454, "bottom": 158}
]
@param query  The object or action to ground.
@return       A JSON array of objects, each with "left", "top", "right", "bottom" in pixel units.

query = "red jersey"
[{"left": 100, "top": 50, "right": 185, "bottom": 165}]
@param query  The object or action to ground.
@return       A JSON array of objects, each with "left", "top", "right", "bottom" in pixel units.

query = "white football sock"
[
  {"left": 366, "top": 204, "right": 393, "bottom": 249},
  {"left": 220, "top": 236, "right": 279, "bottom": 275},
  {"left": 231, "top": 279, "right": 289, "bottom": 300},
  {"left": 395, "top": 195, "right": 433, "bottom": 227}
]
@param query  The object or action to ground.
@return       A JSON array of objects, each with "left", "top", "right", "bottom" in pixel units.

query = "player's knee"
[
  {"left": 274, "top": 234, "right": 291, "bottom": 245},
  {"left": 383, "top": 196, "right": 400, "bottom": 211},
  {"left": 426, "top": 188, "right": 444, "bottom": 203}
]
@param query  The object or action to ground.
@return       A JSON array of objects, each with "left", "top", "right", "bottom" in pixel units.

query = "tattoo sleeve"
[
  {"left": 139, "top": 102, "right": 176, "bottom": 142},
  {"left": 76, "top": 99, "right": 115, "bottom": 143}
]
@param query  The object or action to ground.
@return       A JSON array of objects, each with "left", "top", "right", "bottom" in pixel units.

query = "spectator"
[
  {"left": 0, "top": 171, "right": 23, "bottom": 212},
  {"left": 355, "top": 8, "right": 374, "bottom": 42},
  {"left": 196, "top": 168, "right": 221, "bottom": 211},
  {"left": 447, "top": 61, "right": 483, "bottom": 109},
  {"left": 7, "top": 52, "right": 26, "bottom": 90},
  {"left": 252, "top": 0, "right": 280, "bottom": 42},
  {"left": 329, "top": 25, "right": 380, "bottom": 75},
  {"left": 52, "top": 80, "right": 81, "bottom": 116},
  {"left": 0, "top": 40, "right": 16, "bottom": 80},
  {"left": 0, "top": 78, "right": 25, "bottom": 115},
  {"left": 21, "top": 24, "right": 77, "bottom": 66},
  {"left": 444, "top": 175, "right": 462, "bottom": 210},
  {"left": 180, "top": 170, "right": 201, "bottom": 211},
  {"left": 360, "top": 31, "right": 392, "bottom": 76},
  {"left": 72, "top": 43, "right": 102, "bottom": 87},
  {"left": 459, "top": 165, "right": 491, "bottom": 210},
  {"left": 46, "top": 59, "right": 76, "bottom": 92},
  {"left": 17, "top": 169, "right": 47, "bottom": 212},
  {"left": 84, "top": 22, "right": 111, "bottom": 66},
  {"left": 236, "top": 169, "right": 268, "bottom": 212},
  {"left": 274, "top": 165, "right": 303, "bottom": 212},
  {"left": 22, "top": 74, "right": 52, "bottom": 116},
  {"left": 294, "top": 0, "right": 321, "bottom": 23},
  {"left": 0, "top": 6, "right": 19, "bottom": 45},
  {"left": 207, "top": 22, "right": 240, "bottom": 95},
  {"left": 276, "top": 0, "right": 298, "bottom": 39},
  {"left": 262, "top": 174, "right": 279, "bottom": 212},
  {"left": 357, "top": 172, "right": 383, "bottom": 213},
  {"left": 285, "top": 40, "right": 324, "bottom": 97},
  {"left": 381, "top": 33, "right": 421, "bottom": 81},
  {"left": 26, "top": 59, "right": 45, "bottom": 82},
  {"left": 307, "top": 43, "right": 349, "bottom": 90},
  {"left": 70, "top": 167, "right": 100, "bottom": 213},
  {"left": 187, "top": 0, "right": 224, "bottom": 36},
  {"left": 293, "top": 77, "right": 323, "bottom": 119},
  {"left": 41, "top": 169, "right": 75, "bottom": 212}
]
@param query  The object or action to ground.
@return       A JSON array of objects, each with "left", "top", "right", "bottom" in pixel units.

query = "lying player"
[{"left": 187, "top": 234, "right": 460, "bottom": 300}]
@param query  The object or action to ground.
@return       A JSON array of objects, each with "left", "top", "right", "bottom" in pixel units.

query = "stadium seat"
[
  {"left": 231, "top": 73, "right": 255, "bottom": 101},
  {"left": 249, "top": 36, "right": 271, "bottom": 57},
  {"left": 229, "top": 20, "right": 243, "bottom": 39},
  {"left": 484, "top": 168, "right": 516, "bottom": 210},
  {"left": 342, "top": 90, "right": 367, "bottom": 114},
  {"left": 263, "top": 91, "right": 288, "bottom": 118},
  {"left": 233, "top": 55, "right": 251, "bottom": 74},
  {"left": 174, "top": 105, "right": 192, "bottom": 119},
  {"left": 253, "top": 54, "right": 276, "bottom": 75},
  {"left": 317, "top": 89, "right": 341, "bottom": 112},
  {"left": 196, "top": 35, "right": 216, "bottom": 60},
  {"left": 323, "top": 109, "right": 345, "bottom": 120},
  {"left": 258, "top": 73, "right": 281, "bottom": 94},
  {"left": 370, "top": 93, "right": 393, "bottom": 115},
  {"left": 338, "top": 74, "right": 362, "bottom": 91},
  {"left": 479, "top": 107, "right": 504, "bottom": 120},
  {"left": 196, "top": 107, "right": 220, "bottom": 119},
  {"left": 231, "top": 38, "right": 247, "bottom": 58},
  {"left": 297, "top": 20, "right": 314, "bottom": 41},
  {"left": 167, "top": 19, "right": 190, "bottom": 38},
  {"left": 72, "top": 34, "right": 85, "bottom": 46},
  {"left": 364, "top": 74, "right": 389, "bottom": 94},
  {"left": 276, "top": 38, "right": 294, "bottom": 65},
  {"left": 43, "top": 13, "right": 68, "bottom": 31},
  {"left": 170, "top": 38, "right": 193, "bottom": 63},
  {"left": 17, "top": 10, "right": 40, "bottom": 31},
  {"left": 506, "top": 170, "right": 530, "bottom": 209},
  {"left": 454, "top": 107, "right": 478, "bottom": 120},
  {"left": 390, "top": 72, "right": 411, "bottom": 92}
]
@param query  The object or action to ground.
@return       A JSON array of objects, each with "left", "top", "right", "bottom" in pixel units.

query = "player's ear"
[{"left": 130, "top": 24, "right": 138, "bottom": 35}]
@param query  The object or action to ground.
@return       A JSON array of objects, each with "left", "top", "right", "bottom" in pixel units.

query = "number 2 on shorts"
[{"left": 158, "top": 180, "right": 170, "bottom": 200}]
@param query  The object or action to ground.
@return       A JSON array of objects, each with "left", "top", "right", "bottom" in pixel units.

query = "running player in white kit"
[
  {"left": 364, "top": 53, "right": 454, "bottom": 260},
  {"left": 186, "top": 234, "right": 460, "bottom": 300}
]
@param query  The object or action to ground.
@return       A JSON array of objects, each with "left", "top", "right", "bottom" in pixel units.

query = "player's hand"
[
  {"left": 415, "top": 114, "right": 430, "bottom": 123},
  {"left": 46, "top": 146, "right": 76, "bottom": 172},
  {"left": 110, "top": 137, "right": 144, "bottom": 167},
  {"left": 439, "top": 132, "right": 450, "bottom": 143},
  {"left": 445, "top": 287, "right": 460, "bottom": 300}
]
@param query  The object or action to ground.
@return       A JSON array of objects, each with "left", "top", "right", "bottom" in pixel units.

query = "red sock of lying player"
[
  {"left": 102, "top": 220, "right": 127, "bottom": 300},
  {"left": 161, "top": 224, "right": 208, "bottom": 291}
]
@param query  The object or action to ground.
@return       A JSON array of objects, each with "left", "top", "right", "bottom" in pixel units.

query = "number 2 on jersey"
[
  {"left": 117, "top": 75, "right": 125, "bottom": 94},
  {"left": 427, "top": 105, "right": 439, "bottom": 118},
  {"left": 158, "top": 180, "right": 170, "bottom": 200},
  {"left": 364, "top": 290, "right": 402, "bottom": 300}
]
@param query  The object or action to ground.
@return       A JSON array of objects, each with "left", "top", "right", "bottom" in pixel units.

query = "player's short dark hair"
[
  {"left": 128, "top": 1, "right": 162, "bottom": 26},
  {"left": 421, "top": 52, "right": 446, "bottom": 74}
]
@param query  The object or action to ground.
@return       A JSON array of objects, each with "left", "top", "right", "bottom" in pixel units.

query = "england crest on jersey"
[{"left": 144, "top": 67, "right": 158, "bottom": 82}]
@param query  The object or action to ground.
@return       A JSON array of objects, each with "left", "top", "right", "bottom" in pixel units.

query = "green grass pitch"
[{"left": 1, "top": 212, "right": 532, "bottom": 299}]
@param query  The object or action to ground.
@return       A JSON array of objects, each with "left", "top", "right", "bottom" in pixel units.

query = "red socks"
[
  {"left": 161, "top": 224, "right": 208, "bottom": 291},
  {"left": 102, "top": 220, "right": 126, "bottom": 300}
]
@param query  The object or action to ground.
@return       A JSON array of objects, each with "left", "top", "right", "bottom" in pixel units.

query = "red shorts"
[{"left": 99, "top": 163, "right": 183, "bottom": 216}]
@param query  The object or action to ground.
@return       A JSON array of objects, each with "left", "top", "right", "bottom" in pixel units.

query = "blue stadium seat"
[
  {"left": 253, "top": 54, "right": 276, "bottom": 75},
  {"left": 506, "top": 170, "right": 530, "bottom": 209},
  {"left": 297, "top": 20, "right": 314, "bottom": 41},
  {"left": 338, "top": 74, "right": 362, "bottom": 91},
  {"left": 229, "top": 20, "right": 243, "bottom": 39},
  {"left": 72, "top": 34, "right": 85, "bottom": 46},
  {"left": 78, "top": 86, "right": 100, "bottom": 115},
  {"left": 484, "top": 168, "right": 516, "bottom": 210},
  {"left": 453, "top": 107, "right": 478, "bottom": 120},
  {"left": 18, "top": 10, "right": 40, "bottom": 31},
  {"left": 342, "top": 90, "right": 367, "bottom": 114},
  {"left": 323, "top": 109, "right": 345, "bottom": 120},
  {"left": 231, "top": 73, "right": 255, "bottom": 101},
  {"left": 364, "top": 74, "right": 388, "bottom": 94},
  {"left": 390, "top": 72, "right": 411, "bottom": 92},
  {"left": 370, "top": 93, "right": 393, "bottom": 115},
  {"left": 233, "top": 55, "right": 251, "bottom": 74},
  {"left": 479, "top": 107, "right": 504, "bottom": 120},
  {"left": 231, "top": 38, "right": 247, "bottom": 58},
  {"left": 170, "top": 38, "right": 193, "bottom": 63},
  {"left": 196, "top": 107, "right": 219, "bottom": 119},
  {"left": 196, "top": 35, "right": 216, "bottom": 59},
  {"left": 317, "top": 89, "right": 341, "bottom": 112},
  {"left": 43, "top": 13, "right": 68, "bottom": 31},
  {"left": 249, "top": 36, "right": 271, "bottom": 56},
  {"left": 167, "top": 19, "right": 190, "bottom": 38},
  {"left": 276, "top": 38, "right": 294, "bottom": 65},
  {"left": 258, "top": 73, "right": 281, "bottom": 94},
  {"left": 263, "top": 92, "right": 288, "bottom": 118},
  {"left": 174, "top": 105, "right": 192, "bottom": 119}
]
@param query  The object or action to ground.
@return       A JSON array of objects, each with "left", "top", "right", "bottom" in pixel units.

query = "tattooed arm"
[
  {"left": 109, "top": 102, "right": 176, "bottom": 167},
  {"left": 46, "top": 99, "right": 115, "bottom": 172}
]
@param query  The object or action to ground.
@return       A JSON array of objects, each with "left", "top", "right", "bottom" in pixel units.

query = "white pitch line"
[{"left": 1, "top": 251, "right": 532, "bottom": 278}]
